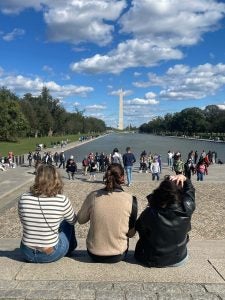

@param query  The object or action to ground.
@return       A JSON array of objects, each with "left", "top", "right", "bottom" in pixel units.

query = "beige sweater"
[{"left": 77, "top": 189, "right": 135, "bottom": 256}]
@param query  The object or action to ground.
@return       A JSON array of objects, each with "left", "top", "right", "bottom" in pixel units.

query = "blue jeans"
[
  {"left": 169, "top": 255, "right": 189, "bottom": 267},
  {"left": 152, "top": 173, "right": 159, "bottom": 181},
  {"left": 20, "top": 220, "right": 77, "bottom": 263},
  {"left": 197, "top": 172, "right": 204, "bottom": 181},
  {"left": 125, "top": 166, "right": 132, "bottom": 185}
]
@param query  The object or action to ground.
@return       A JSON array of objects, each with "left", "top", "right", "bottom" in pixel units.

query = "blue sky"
[{"left": 1, "top": 0, "right": 225, "bottom": 128}]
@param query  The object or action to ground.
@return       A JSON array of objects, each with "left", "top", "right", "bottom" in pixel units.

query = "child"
[
  {"left": 89, "top": 161, "right": 97, "bottom": 181},
  {"left": 150, "top": 157, "right": 160, "bottom": 181},
  {"left": 196, "top": 159, "right": 206, "bottom": 181}
]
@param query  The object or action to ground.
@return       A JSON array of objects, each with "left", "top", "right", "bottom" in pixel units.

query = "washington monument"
[{"left": 118, "top": 89, "right": 124, "bottom": 130}]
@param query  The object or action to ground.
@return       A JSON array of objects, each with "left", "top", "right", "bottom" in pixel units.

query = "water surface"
[{"left": 65, "top": 133, "right": 225, "bottom": 163}]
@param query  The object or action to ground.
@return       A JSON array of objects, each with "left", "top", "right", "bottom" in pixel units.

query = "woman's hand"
[{"left": 169, "top": 174, "right": 186, "bottom": 187}]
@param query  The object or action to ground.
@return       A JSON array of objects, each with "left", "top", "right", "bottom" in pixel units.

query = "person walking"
[
  {"left": 58, "top": 151, "right": 66, "bottom": 169},
  {"left": 18, "top": 164, "right": 77, "bottom": 263},
  {"left": 123, "top": 146, "right": 136, "bottom": 187}
]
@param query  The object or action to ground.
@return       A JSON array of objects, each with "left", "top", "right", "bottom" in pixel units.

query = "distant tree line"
[
  {"left": 0, "top": 86, "right": 106, "bottom": 141},
  {"left": 139, "top": 106, "right": 225, "bottom": 139}
]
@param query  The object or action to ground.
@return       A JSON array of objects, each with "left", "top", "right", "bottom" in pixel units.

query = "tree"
[{"left": 0, "top": 98, "right": 28, "bottom": 140}]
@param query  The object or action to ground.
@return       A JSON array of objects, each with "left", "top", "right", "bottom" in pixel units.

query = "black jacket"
[{"left": 135, "top": 179, "right": 195, "bottom": 267}]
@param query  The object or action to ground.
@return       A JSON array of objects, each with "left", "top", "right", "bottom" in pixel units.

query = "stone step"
[{"left": 0, "top": 238, "right": 225, "bottom": 284}]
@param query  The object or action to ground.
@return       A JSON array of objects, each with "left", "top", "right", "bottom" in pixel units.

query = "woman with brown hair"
[
  {"left": 18, "top": 164, "right": 77, "bottom": 263},
  {"left": 77, "top": 163, "right": 137, "bottom": 263}
]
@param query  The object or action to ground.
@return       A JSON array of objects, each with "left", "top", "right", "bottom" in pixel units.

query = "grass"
[{"left": 0, "top": 134, "right": 81, "bottom": 156}]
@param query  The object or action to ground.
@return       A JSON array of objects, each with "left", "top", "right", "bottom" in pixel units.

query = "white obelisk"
[{"left": 118, "top": 89, "right": 124, "bottom": 130}]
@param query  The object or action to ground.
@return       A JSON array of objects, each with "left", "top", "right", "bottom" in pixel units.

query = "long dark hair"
[
  {"left": 103, "top": 163, "right": 124, "bottom": 192},
  {"left": 148, "top": 178, "right": 183, "bottom": 209}
]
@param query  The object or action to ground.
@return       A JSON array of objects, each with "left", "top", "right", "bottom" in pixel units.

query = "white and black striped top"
[{"left": 18, "top": 192, "right": 76, "bottom": 247}]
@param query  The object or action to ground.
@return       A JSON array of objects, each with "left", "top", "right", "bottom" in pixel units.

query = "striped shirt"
[{"left": 18, "top": 192, "right": 76, "bottom": 248}]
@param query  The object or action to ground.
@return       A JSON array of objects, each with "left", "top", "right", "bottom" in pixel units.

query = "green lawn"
[{"left": 0, "top": 135, "right": 81, "bottom": 156}]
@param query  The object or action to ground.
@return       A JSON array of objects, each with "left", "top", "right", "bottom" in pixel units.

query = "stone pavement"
[
  {"left": 0, "top": 138, "right": 225, "bottom": 299},
  {"left": 0, "top": 238, "right": 225, "bottom": 299}
]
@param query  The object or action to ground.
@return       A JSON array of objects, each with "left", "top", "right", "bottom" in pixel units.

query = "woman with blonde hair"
[
  {"left": 18, "top": 164, "right": 77, "bottom": 263},
  {"left": 77, "top": 163, "right": 137, "bottom": 263}
]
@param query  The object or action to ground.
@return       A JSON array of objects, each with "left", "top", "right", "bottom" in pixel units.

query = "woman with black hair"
[
  {"left": 134, "top": 174, "right": 195, "bottom": 267},
  {"left": 77, "top": 163, "right": 137, "bottom": 263}
]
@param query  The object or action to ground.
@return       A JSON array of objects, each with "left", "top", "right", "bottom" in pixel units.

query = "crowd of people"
[
  {"left": 168, "top": 149, "right": 218, "bottom": 181},
  {"left": 20, "top": 146, "right": 220, "bottom": 185},
  {"left": 0, "top": 151, "right": 16, "bottom": 171}
]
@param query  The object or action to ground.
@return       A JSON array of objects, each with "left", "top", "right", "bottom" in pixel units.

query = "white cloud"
[
  {"left": 109, "top": 89, "right": 133, "bottom": 97},
  {"left": 120, "top": 0, "right": 225, "bottom": 46},
  {"left": 217, "top": 104, "right": 225, "bottom": 110},
  {"left": 44, "top": 0, "right": 126, "bottom": 46},
  {"left": 2, "top": 28, "right": 25, "bottom": 41},
  {"left": 0, "top": 1, "right": 126, "bottom": 45},
  {"left": 126, "top": 98, "right": 159, "bottom": 106},
  {"left": 0, "top": 73, "right": 94, "bottom": 98},
  {"left": 145, "top": 91, "right": 157, "bottom": 99},
  {"left": 0, "top": 66, "right": 4, "bottom": 76},
  {"left": 85, "top": 104, "right": 106, "bottom": 110},
  {"left": 134, "top": 63, "right": 225, "bottom": 101},
  {"left": 72, "top": 102, "right": 80, "bottom": 107},
  {"left": 71, "top": 0, "right": 225, "bottom": 74},
  {"left": 134, "top": 72, "right": 141, "bottom": 77},
  {"left": 0, "top": 0, "right": 44, "bottom": 14},
  {"left": 70, "top": 39, "right": 183, "bottom": 74},
  {"left": 42, "top": 65, "right": 54, "bottom": 75}
]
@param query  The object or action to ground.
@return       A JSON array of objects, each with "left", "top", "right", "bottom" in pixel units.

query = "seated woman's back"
[
  {"left": 135, "top": 175, "right": 195, "bottom": 267},
  {"left": 77, "top": 163, "right": 137, "bottom": 262}
]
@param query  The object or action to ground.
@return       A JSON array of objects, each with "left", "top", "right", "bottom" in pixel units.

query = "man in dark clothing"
[
  {"left": 122, "top": 147, "right": 136, "bottom": 187},
  {"left": 58, "top": 151, "right": 66, "bottom": 169}
]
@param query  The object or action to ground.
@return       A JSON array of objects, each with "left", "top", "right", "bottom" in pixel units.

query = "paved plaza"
[{"left": 0, "top": 138, "right": 225, "bottom": 299}]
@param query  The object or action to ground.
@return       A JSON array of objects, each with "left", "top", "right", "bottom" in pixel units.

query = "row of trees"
[
  {"left": 0, "top": 87, "right": 106, "bottom": 141},
  {"left": 139, "top": 106, "right": 225, "bottom": 137}
]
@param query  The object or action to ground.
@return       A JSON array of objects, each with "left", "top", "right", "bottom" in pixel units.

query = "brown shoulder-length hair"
[
  {"left": 103, "top": 163, "right": 124, "bottom": 192},
  {"left": 148, "top": 177, "right": 183, "bottom": 209},
  {"left": 30, "top": 164, "right": 63, "bottom": 197}
]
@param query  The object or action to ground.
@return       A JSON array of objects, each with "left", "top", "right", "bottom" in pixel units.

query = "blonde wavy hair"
[{"left": 30, "top": 164, "right": 63, "bottom": 197}]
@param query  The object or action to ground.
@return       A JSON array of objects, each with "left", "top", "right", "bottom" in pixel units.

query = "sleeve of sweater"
[
  {"left": 77, "top": 192, "right": 93, "bottom": 224},
  {"left": 63, "top": 196, "right": 77, "bottom": 225},
  {"left": 182, "top": 179, "right": 196, "bottom": 216}
]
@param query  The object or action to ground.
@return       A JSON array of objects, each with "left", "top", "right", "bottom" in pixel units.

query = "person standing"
[
  {"left": 27, "top": 152, "right": 33, "bottom": 167},
  {"left": 123, "top": 147, "right": 136, "bottom": 187},
  {"left": 18, "top": 164, "right": 77, "bottom": 263},
  {"left": 167, "top": 150, "right": 173, "bottom": 167},
  {"left": 66, "top": 155, "right": 77, "bottom": 180},
  {"left": 111, "top": 148, "right": 123, "bottom": 165},
  {"left": 150, "top": 157, "right": 160, "bottom": 181},
  {"left": 196, "top": 159, "right": 206, "bottom": 181},
  {"left": 173, "top": 152, "right": 184, "bottom": 175}
]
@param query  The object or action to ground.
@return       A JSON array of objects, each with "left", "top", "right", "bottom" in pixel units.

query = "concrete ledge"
[{"left": 0, "top": 238, "right": 225, "bottom": 284}]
